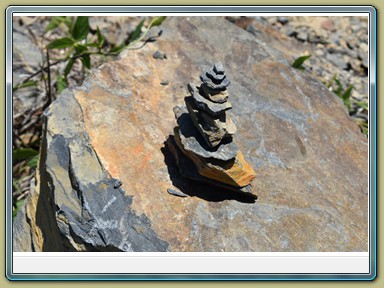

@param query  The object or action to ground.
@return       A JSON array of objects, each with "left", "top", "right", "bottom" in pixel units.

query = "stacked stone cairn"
[{"left": 169, "top": 62, "right": 256, "bottom": 194}]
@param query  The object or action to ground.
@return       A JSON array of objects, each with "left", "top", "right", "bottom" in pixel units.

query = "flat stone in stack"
[{"left": 171, "top": 62, "right": 256, "bottom": 191}]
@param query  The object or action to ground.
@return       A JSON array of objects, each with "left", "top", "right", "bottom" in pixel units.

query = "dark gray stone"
[
  {"left": 185, "top": 97, "right": 227, "bottom": 147},
  {"left": 153, "top": 50, "right": 167, "bottom": 60},
  {"left": 214, "top": 62, "right": 225, "bottom": 74},
  {"left": 188, "top": 84, "right": 232, "bottom": 116},
  {"left": 113, "top": 179, "right": 122, "bottom": 188},
  {"left": 174, "top": 106, "right": 238, "bottom": 161},
  {"left": 206, "top": 68, "right": 226, "bottom": 81},
  {"left": 200, "top": 73, "right": 230, "bottom": 90},
  {"left": 277, "top": 16, "right": 289, "bottom": 25}
]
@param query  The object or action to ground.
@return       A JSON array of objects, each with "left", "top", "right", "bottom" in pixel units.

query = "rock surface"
[
  {"left": 14, "top": 17, "right": 368, "bottom": 252},
  {"left": 227, "top": 16, "right": 369, "bottom": 119}
]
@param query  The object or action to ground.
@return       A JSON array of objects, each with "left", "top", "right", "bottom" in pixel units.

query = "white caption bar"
[{"left": 13, "top": 252, "right": 369, "bottom": 274}]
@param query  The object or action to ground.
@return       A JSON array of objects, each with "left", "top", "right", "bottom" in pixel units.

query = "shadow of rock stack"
[{"left": 168, "top": 62, "right": 257, "bottom": 198}]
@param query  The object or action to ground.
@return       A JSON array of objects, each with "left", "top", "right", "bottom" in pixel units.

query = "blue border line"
[{"left": 371, "top": 5, "right": 377, "bottom": 281}]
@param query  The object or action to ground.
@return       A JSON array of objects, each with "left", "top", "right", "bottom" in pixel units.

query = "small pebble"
[
  {"left": 277, "top": 16, "right": 289, "bottom": 25},
  {"left": 167, "top": 188, "right": 188, "bottom": 197},
  {"left": 315, "top": 49, "right": 324, "bottom": 57},
  {"left": 160, "top": 80, "right": 169, "bottom": 86},
  {"left": 153, "top": 50, "right": 167, "bottom": 60},
  {"left": 113, "top": 179, "right": 122, "bottom": 189},
  {"left": 296, "top": 31, "right": 308, "bottom": 42}
]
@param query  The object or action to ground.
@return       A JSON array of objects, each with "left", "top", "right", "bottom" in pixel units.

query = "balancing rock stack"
[{"left": 170, "top": 62, "right": 256, "bottom": 193}]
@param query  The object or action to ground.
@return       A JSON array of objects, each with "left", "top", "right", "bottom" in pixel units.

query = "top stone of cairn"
[{"left": 200, "top": 62, "right": 231, "bottom": 90}]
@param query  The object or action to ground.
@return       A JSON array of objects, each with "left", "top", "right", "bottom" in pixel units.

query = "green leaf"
[
  {"left": 13, "top": 80, "right": 38, "bottom": 92},
  {"left": 96, "top": 26, "right": 105, "bottom": 48},
  {"left": 74, "top": 44, "right": 88, "bottom": 55},
  {"left": 13, "top": 199, "right": 25, "bottom": 219},
  {"left": 343, "top": 98, "right": 351, "bottom": 111},
  {"left": 46, "top": 37, "right": 74, "bottom": 49},
  {"left": 129, "top": 19, "right": 145, "bottom": 42},
  {"left": 56, "top": 75, "right": 67, "bottom": 94},
  {"left": 342, "top": 85, "right": 353, "bottom": 101},
  {"left": 13, "top": 148, "right": 39, "bottom": 163},
  {"left": 45, "top": 16, "right": 67, "bottom": 32},
  {"left": 72, "top": 16, "right": 89, "bottom": 40},
  {"left": 150, "top": 16, "right": 166, "bottom": 27},
  {"left": 86, "top": 43, "right": 99, "bottom": 48},
  {"left": 27, "top": 154, "right": 39, "bottom": 169},
  {"left": 356, "top": 101, "right": 368, "bottom": 110},
  {"left": 334, "top": 77, "right": 343, "bottom": 96},
  {"left": 354, "top": 118, "right": 368, "bottom": 135},
  {"left": 64, "top": 58, "right": 75, "bottom": 78},
  {"left": 109, "top": 43, "right": 126, "bottom": 53},
  {"left": 64, "top": 16, "right": 74, "bottom": 31},
  {"left": 81, "top": 54, "right": 91, "bottom": 69},
  {"left": 292, "top": 54, "right": 312, "bottom": 70}
]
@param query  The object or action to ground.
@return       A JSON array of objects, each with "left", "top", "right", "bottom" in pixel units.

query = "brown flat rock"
[
  {"left": 175, "top": 128, "right": 256, "bottom": 187},
  {"left": 167, "top": 136, "right": 256, "bottom": 197}
]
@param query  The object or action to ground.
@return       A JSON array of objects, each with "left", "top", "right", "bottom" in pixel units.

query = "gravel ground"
[
  {"left": 227, "top": 16, "right": 369, "bottom": 125},
  {"left": 265, "top": 16, "right": 368, "bottom": 101}
]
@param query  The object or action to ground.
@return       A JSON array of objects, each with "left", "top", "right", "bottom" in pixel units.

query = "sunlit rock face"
[{"left": 13, "top": 17, "right": 368, "bottom": 252}]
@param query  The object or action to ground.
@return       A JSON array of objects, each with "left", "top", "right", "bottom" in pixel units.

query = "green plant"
[
  {"left": 334, "top": 77, "right": 353, "bottom": 111},
  {"left": 109, "top": 16, "right": 166, "bottom": 53},
  {"left": 324, "top": 74, "right": 368, "bottom": 136},
  {"left": 12, "top": 148, "right": 39, "bottom": 164},
  {"left": 291, "top": 54, "right": 312, "bottom": 70},
  {"left": 45, "top": 16, "right": 166, "bottom": 88},
  {"left": 355, "top": 118, "right": 368, "bottom": 135},
  {"left": 12, "top": 80, "right": 38, "bottom": 92},
  {"left": 324, "top": 74, "right": 354, "bottom": 112},
  {"left": 13, "top": 198, "right": 25, "bottom": 219},
  {"left": 15, "top": 16, "right": 167, "bottom": 95}
]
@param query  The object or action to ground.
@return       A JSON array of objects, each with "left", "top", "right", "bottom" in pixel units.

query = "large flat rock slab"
[{"left": 14, "top": 17, "right": 368, "bottom": 252}]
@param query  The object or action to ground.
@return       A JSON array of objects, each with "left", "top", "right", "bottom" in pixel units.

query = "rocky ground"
[
  {"left": 227, "top": 16, "right": 369, "bottom": 122},
  {"left": 12, "top": 15, "right": 369, "bottom": 218}
]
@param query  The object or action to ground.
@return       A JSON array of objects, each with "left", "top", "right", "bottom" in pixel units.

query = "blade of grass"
[
  {"left": 13, "top": 80, "right": 38, "bottom": 92},
  {"left": 129, "top": 19, "right": 145, "bottom": 42},
  {"left": 292, "top": 55, "right": 311, "bottom": 70},
  {"left": 13, "top": 148, "right": 39, "bottom": 163}
]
